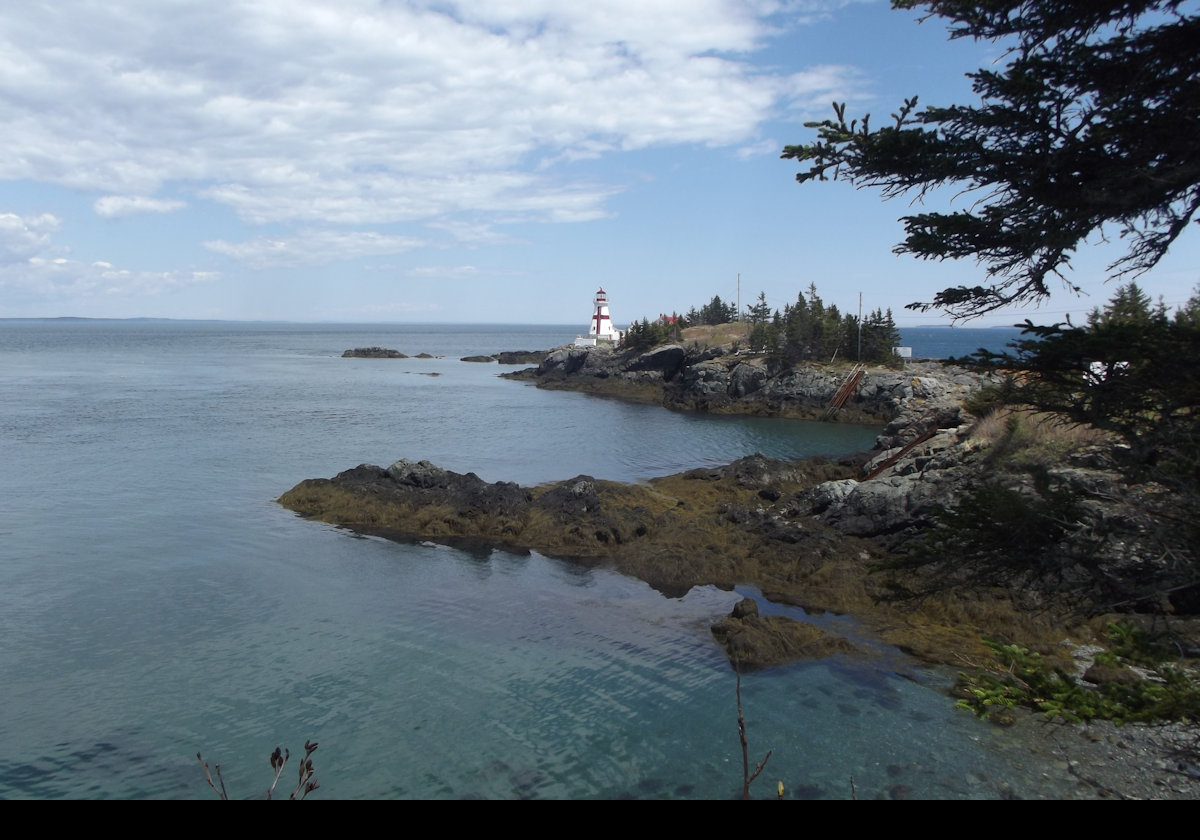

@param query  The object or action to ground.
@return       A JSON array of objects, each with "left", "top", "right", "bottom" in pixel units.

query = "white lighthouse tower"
[{"left": 576, "top": 287, "right": 622, "bottom": 346}]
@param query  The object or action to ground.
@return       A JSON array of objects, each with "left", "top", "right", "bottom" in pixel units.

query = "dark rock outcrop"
[
  {"left": 621, "top": 344, "right": 687, "bottom": 379},
  {"left": 460, "top": 350, "right": 551, "bottom": 364},
  {"left": 280, "top": 459, "right": 668, "bottom": 561},
  {"left": 382, "top": 459, "right": 528, "bottom": 515},
  {"left": 343, "top": 347, "right": 408, "bottom": 358},
  {"left": 494, "top": 350, "right": 549, "bottom": 365}
]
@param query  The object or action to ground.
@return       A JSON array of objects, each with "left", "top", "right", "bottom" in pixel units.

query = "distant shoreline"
[
  {"left": 1, "top": 316, "right": 1029, "bottom": 329},
  {"left": 0, "top": 316, "right": 584, "bottom": 326}
]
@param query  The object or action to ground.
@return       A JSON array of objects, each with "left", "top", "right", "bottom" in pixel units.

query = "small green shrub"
[
  {"left": 962, "top": 375, "right": 1021, "bottom": 417},
  {"left": 1103, "top": 620, "right": 1174, "bottom": 666},
  {"left": 955, "top": 638, "right": 1200, "bottom": 724}
]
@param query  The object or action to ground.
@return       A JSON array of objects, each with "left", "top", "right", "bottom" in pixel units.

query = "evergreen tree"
[
  {"left": 699, "top": 294, "right": 736, "bottom": 325},
  {"left": 782, "top": 293, "right": 812, "bottom": 361},
  {"left": 1085, "top": 281, "right": 1165, "bottom": 329},
  {"left": 1176, "top": 286, "right": 1200, "bottom": 328},
  {"left": 859, "top": 307, "right": 902, "bottom": 363},
  {"left": 746, "top": 291, "right": 772, "bottom": 325},
  {"left": 746, "top": 291, "right": 775, "bottom": 351},
  {"left": 783, "top": 1, "right": 1200, "bottom": 319},
  {"left": 945, "top": 283, "right": 1200, "bottom": 611},
  {"left": 622, "top": 317, "right": 656, "bottom": 353}
]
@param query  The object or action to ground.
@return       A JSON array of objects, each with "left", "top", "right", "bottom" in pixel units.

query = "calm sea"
[
  {"left": 899, "top": 326, "right": 1025, "bottom": 360},
  {"left": 0, "top": 321, "right": 1073, "bottom": 799}
]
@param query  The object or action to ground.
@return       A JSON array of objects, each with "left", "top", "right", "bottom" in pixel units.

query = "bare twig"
[
  {"left": 196, "top": 753, "right": 229, "bottom": 801},
  {"left": 266, "top": 746, "right": 289, "bottom": 800},
  {"left": 198, "top": 739, "right": 319, "bottom": 800},
  {"left": 290, "top": 740, "right": 320, "bottom": 800},
  {"left": 736, "top": 664, "right": 772, "bottom": 800}
]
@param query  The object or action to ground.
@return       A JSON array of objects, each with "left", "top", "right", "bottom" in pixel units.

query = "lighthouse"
[
  {"left": 590, "top": 287, "right": 618, "bottom": 340},
  {"left": 575, "top": 287, "right": 622, "bottom": 346}
]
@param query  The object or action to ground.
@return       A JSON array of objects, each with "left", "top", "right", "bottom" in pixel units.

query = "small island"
[
  {"left": 342, "top": 347, "right": 407, "bottom": 358},
  {"left": 342, "top": 347, "right": 443, "bottom": 359}
]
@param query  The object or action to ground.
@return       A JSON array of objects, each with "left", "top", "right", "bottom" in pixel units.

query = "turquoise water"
[{"left": 0, "top": 321, "right": 1076, "bottom": 799}]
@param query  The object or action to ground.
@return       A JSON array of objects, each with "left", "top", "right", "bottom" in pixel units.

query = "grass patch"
[
  {"left": 967, "top": 407, "right": 1112, "bottom": 467},
  {"left": 681, "top": 322, "right": 752, "bottom": 350}
]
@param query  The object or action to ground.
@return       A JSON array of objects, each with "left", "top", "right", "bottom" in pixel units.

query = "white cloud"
[
  {"left": 0, "top": 254, "right": 215, "bottom": 298},
  {"left": 205, "top": 230, "right": 425, "bottom": 268},
  {"left": 0, "top": 212, "right": 61, "bottom": 264},
  {"left": 736, "top": 139, "right": 781, "bottom": 161},
  {"left": 0, "top": 1, "right": 857, "bottom": 231},
  {"left": 427, "top": 220, "right": 511, "bottom": 246},
  {"left": 0, "top": 211, "right": 213, "bottom": 301},
  {"left": 780, "top": 65, "right": 872, "bottom": 115},
  {"left": 405, "top": 265, "right": 481, "bottom": 279},
  {"left": 94, "top": 195, "right": 187, "bottom": 218}
]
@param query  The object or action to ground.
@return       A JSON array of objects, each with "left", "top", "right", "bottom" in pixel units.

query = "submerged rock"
[{"left": 710, "top": 598, "right": 860, "bottom": 670}]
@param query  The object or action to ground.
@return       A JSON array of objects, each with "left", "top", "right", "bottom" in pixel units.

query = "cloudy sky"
[{"left": 2, "top": 0, "right": 1196, "bottom": 326}]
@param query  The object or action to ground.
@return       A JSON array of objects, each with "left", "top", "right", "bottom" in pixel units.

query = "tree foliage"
[
  {"left": 782, "top": 1, "right": 1200, "bottom": 319},
  {"left": 960, "top": 282, "right": 1200, "bottom": 480},
  {"left": 691, "top": 294, "right": 738, "bottom": 326},
  {"left": 880, "top": 471, "right": 1098, "bottom": 605},
  {"left": 880, "top": 283, "right": 1200, "bottom": 614},
  {"left": 631, "top": 285, "right": 901, "bottom": 363},
  {"left": 770, "top": 285, "right": 900, "bottom": 364},
  {"left": 622, "top": 314, "right": 682, "bottom": 353}
]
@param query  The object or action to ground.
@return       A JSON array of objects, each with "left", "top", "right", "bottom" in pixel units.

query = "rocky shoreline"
[
  {"left": 502, "top": 342, "right": 980, "bottom": 427},
  {"left": 280, "top": 340, "right": 1200, "bottom": 798},
  {"left": 505, "top": 341, "right": 1200, "bottom": 612}
]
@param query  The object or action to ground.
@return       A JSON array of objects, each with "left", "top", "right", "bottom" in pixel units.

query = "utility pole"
[
  {"left": 857, "top": 291, "right": 862, "bottom": 361},
  {"left": 737, "top": 273, "right": 741, "bottom": 322}
]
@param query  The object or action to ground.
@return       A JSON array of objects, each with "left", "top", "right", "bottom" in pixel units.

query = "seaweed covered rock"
[
  {"left": 278, "top": 459, "right": 531, "bottom": 541},
  {"left": 710, "top": 598, "right": 860, "bottom": 670},
  {"left": 383, "top": 459, "right": 528, "bottom": 516},
  {"left": 277, "top": 450, "right": 1090, "bottom": 669}
]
